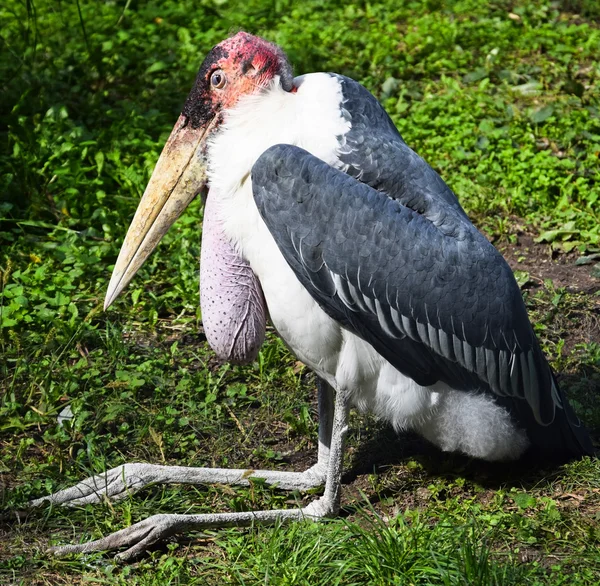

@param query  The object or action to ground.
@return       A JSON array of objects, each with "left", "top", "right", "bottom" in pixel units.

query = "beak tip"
[
  {"left": 103, "top": 293, "right": 114, "bottom": 311},
  {"left": 104, "top": 281, "right": 120, "bottom": 311}
]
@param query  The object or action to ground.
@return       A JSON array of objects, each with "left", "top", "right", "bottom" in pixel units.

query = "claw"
[
  {"left": 49, "top": 515, "right": 165, "bottom": 559},
  {"left": 49, "top": 514, "right": 192, "bottom": 561},
  {"left": 30, "top": 464, "right": 157, "bottom": 508}
]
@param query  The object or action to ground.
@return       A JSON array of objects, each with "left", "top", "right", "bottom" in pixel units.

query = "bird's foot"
[
  {"left": 29, "top": 462, "right": 329, "bottom": 509},
  {"left": 49, "top": 497, "right": 338, "bottom": 561},
  {"left": 49, "top": 513, "right": 193, "bottom": 561},
  {"left": 29, "top": 463, "right": 161, "bottom": 507}
]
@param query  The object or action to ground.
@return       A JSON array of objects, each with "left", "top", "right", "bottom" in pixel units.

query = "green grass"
[{"left": 1, "top": 0, "right": 599, "bottom": 584}]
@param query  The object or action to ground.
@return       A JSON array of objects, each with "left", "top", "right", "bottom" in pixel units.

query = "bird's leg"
[
  {"left": 302, "top": 385, "right": 349, "bottom": 517},
  {"left": 47, "top": 383, "right": 349, "bottom": 560},
  {"left": 31, "top": 380, "right": 335, "bottom": 509},
  {"left": 314, "top": 376, "right": 334, "bottom": 473}
]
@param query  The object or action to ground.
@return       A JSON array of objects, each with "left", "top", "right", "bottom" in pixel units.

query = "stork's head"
[
  {"left": 104, "top": 33, "right": 293, "bottom": 308},
  {"left": 183, "top": 32, "right": 293, "bottom": 129}
]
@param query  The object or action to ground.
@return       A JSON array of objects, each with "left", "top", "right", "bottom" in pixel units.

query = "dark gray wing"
[
  {"left": 333, "top": 73, "right": 471, "bottom": 221},
  {"left": 251, "top": 145, "right": 593, "bottom": 457}
]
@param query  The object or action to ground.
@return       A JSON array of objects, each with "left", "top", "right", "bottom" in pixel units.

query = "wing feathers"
[{"left": 251, "top": 144, "right": 591, "bottom": 450}]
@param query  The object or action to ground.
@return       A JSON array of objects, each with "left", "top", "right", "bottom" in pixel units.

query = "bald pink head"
[{"left": 182, "top": 32, "right": 294, "bottom": 129}]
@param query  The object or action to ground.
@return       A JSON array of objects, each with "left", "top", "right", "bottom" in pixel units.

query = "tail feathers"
[{"left": 501, "top": 373, "right": 595, "bottom": 462}]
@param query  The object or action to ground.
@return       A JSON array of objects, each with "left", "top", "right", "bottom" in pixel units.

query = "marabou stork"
[{"left": 36, "top": 32, "right": 593, "bottom": 559}]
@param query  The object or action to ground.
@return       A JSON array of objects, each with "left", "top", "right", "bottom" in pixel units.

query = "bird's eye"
[{"left": 210, "top": 70, "right": 226, "bottom": 89}]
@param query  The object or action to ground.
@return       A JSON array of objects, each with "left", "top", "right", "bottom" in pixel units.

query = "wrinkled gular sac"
[
  {"left": 182, "top": 32, "right": 294, "bottom": 129},
  {"left": 200, "top": 192, "right": 267, "bottom": 364}
]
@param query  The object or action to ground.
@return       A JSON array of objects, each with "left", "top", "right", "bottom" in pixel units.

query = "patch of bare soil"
[
  {"left": 499, "top": 232, "right": 600, "bottom": 296},
  {"left": 498, "top": 231, "right": 600, "bottom": 357}
]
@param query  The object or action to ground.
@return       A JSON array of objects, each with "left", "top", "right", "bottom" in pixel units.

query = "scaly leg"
[
  {"left": 48, "top": 383, "right": 350, "bottom": 560},
  {"left": 32, "top": 379, "right": 334, "bottom": 508}
]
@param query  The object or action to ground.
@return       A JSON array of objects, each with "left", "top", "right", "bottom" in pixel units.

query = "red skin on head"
[{"left": 182, "top": 32, "right": 294, "bottom": 128}]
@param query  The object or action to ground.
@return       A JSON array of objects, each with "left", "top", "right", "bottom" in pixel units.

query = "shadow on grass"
[
  {"left": 343, "top": 368, "right": 599, "bottom": 508},
  {"left": 346, "top": 426, "right": 571, "bottom": 490}
]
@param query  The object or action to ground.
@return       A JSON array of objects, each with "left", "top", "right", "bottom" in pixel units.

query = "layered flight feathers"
[{"left": 251, "top": 141, "right": 593, "bottom": 459}]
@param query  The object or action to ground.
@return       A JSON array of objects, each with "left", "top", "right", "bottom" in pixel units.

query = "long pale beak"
[{"left": 104, "top": 114, "right": 210, "bottom": 309}]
